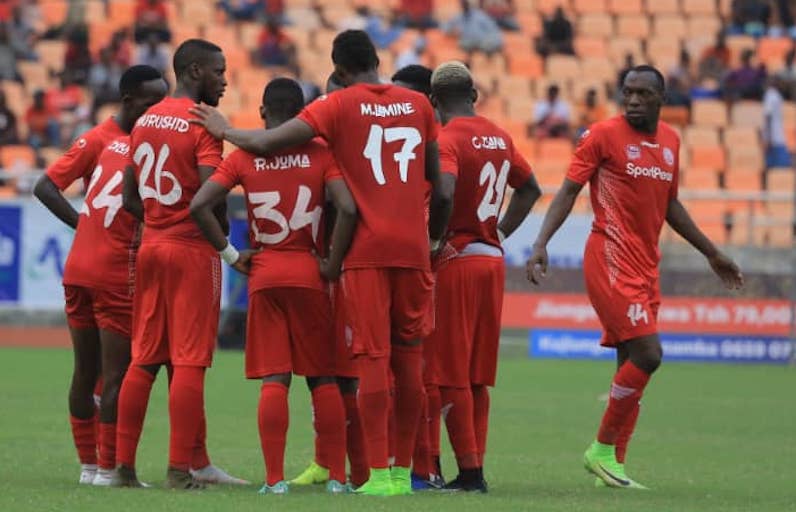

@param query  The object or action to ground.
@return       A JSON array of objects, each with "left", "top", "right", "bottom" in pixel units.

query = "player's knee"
[
  {"left": 306, "top": 376, "right": 336, "bottom": 390},
  {"left": 262, "top": 373, "right": 292, "bottom": 387},
  {"left": 336, "top": 377, "right": 359, "bottom": 395}
]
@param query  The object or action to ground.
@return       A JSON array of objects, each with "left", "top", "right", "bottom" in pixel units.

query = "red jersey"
[
  {"left": 63, "top": 135, "right": 141, "bottom": 293},
  {"left": 211, "top": 140, "right": 342, "bottom": 293},
  {"left": 129, "top": 97, "right": 223, "bottom": 244},
  {"left": 438, "top": 115, "right": 532, "bottom": 252},
  {"left": 46, "top": 118, "right": 124, "bottom": 191},
  {"left": 567, "top": 115, "right": 680, "bottom": 281},
  {"left": 297, "top": 83, "right": 438, "bottom": 270}
]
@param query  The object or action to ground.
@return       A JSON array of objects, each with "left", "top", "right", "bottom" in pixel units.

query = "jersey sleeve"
[
  {"left": 425, "top": 103, "right": 439, "bottom": 143},
  {"left": 195, "top": 127, "right": 223, "bottom": 168},
  {"left": 437, "top": 131, "right": 459, "bottom": 178},
  {"left": 566, "top": 126, "right": 604, "bottom": 185},
  {"left": 507, "top": 140, "right": 533, "bottom": 188},
  {"left": 45, "top": 131, "right": 104, "bottom": 190},
  {"left": 209, "top": 152, "right": 242, "bottom": 190},
  {"left": 297, "top": 94, "right": 337, "bottom": 141},
  {"left": 323, "top": 151, "right": 344, "bottom": 182}
]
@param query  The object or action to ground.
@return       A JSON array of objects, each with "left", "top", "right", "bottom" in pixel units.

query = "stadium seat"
[
  {"left": 686, "top": 16, "right": 723, "bottom": 40},
  {"left": 691, "top": 100, "right": 727, "bottom": 128},
  {"left": 535, "top": 0, "right": 567, "bottom": 16},
  {"left": 617, "top": 14, "right": 651, "bottom": 39},
  {"left": 757, "top": 37, "right": 793, "bottom": 69},
  {"left": 660, "top": 106, "right": 690, "bottom": 127},
  {"left": 537, "top": 139, "right": 574, "bottom": 164},
  {"left": 724, "top": 168, "right": 762, "bottom": 191},
  {"left": 1, "top": 81, "right": 26, "bottom": 120},
  {"left": 498, "top": 76, "right": 532, "bottom": 98},
  {"left": 572, "top": 0, "right": 607, "bottom": 14},
  {"left": 689, "top": 145, "right": 726, "bottom": 170},
  {"left": 722, "top": 126, "right": 756, "bottom": 149},
  {"left": 578, "top": 14, "right": 614, "bottom": 38},
  {"left": 36, "top": 40, "right": 66, "bottom": 74},
  {"left": 725, "top": 35, "right": 756, "bottom": 66},
  {"left": 685, "top": 126, "right": 720, "bottom": 147},
  {"left": 505, "top": 97, "right": 536, "bottom": 123},
  {"left": 181, "top": 1, "right": 218, "bottom": 27},
  {"left": 579, "top": 57, "right": 616, "bottom": 83},
  {"left": 646, "top": 36, "right": 681, "bottom": 68},
  {"left": 573, "top": 36, "right": 607, "bottom": 58},
  {"left": 728, "top": 146, "right": 764, "bottom": 170},
  {"left": 0, "top": 145, "right": 36, "bottom": 171},
  {"left": 40, "top": 0, "right": 68, "bottom": 27},
  {"left": 85, "top": 1, "right": 107, "bottom": 24},
  {"left": 230, "top": 110, "right": 265, "bottom": 130},
  {"left": 730, "top": 101, "right": 764, "bottom": 129},
  {"left": 546, "top": 55, "right": 580, "bottom": 81},
  {"left": 652, "top": 15, "right": 687, "bottom": 39},
  {"left": 683, "top": 0, "right": 717, "bottom": 15},
  {"left": 767, "top": 167, "right": 796, "bottom": 192},
  {"left": 17, "top": 61, "right": 50, "bottom": 92},
  {"left": 530, "top": 160, "right": 569, "bottom": 187},
  {"left": 507, "top": 53, "right": 544, "bottom": 79},
  {"left": 608, "top": 0, "right": 642, "bottom": 15},
  {"left": 608, "top": 38, "right": 644, "bottom": 67},
  {"left": 108, "top": 0, "right": 136, "bottom": 28},
  {"left": 645, "top": 0, "right": 679, "bottom": 15}
]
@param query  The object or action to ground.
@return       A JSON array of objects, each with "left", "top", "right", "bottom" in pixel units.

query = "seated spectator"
[
  {"left": 25, "top": 90, "right": 60, "bottom": 149},
  {"left": 665, "top": 76, "right": 692, "bottom": 108},
  {"left": 134, "top": 0, "right": 171, "bottom": 44},
  {"left": 254, "top": 19, "right": 295, "bottom": 67},
  {"left": 47, "top": 73, "right": 91, "bottom": 142},
  {"left": 531, "top": 84, "right": 571, "bottom": 139},
  {"left": 443, "top": 0, "right": 503, "bottom": 57},
  {"left": 762, "top": 75, "right": 792, "bottom": 170},
  {"left": 0, "top": 22, "right": 21, "bottom": 82},
  {"left": 698, "top": 32, "right": 731, "bottom": 82},
  {"left": 8, "top": 6, "right": 37, "bottom": 61},
  {"left": 357, "top": 6, "right": 402, "bottom": 49},
  {"left": 729, "top": 0, "right": 771, "bottom": 37},
  {"left": 89, "top": 47, "right": 123, "bottom": 114},
  {"left": 481, "top": 0, "right": 519, "bottom": 31},
  {"left": 574, "top": 88, "right": 606, "bottom": 138},
  {"left": 264, "top": 0, "right": 287, "bottom": 25},
  {"left": 613, "top": 53, "right": 635, "bottom": 101},
  {"left": 217, "top": 0, "right": 262, "bottom": 22},
  {"left": 107, "top": 29, "right": 133, "bottom": 68},
  {"left": 135, "top": 32, "right": 170, "bottom": 75},
  {"left": 63, "top": 25, "right": 92, "bottom": 85},
  {"left": 0, "top": 89, "right": 19, "bottom": 145},
  {"left": 395, "top": 34, "right": 427, "bottom": 70},
  {"left": 722, "top": 48, "right": 766, "bottom": 100},
  {"left": 668, "top": 49, "right": 694, "bottom": 92},
  {"left": 536, "top": 7, "right": 574, "bottom": 57},
  {"left": 776, "top": 47, "right": 796, "bottom": 99},
  {"left": 292, "top": 66, "right": 321, "bottom": 104},
  {"left": 395, "top": 0, "right": 437, "bottom": 28}
]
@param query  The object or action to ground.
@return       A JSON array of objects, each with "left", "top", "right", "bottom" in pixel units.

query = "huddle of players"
[{"left": 37, "top": 27, "right": 743, "bottom": 495}]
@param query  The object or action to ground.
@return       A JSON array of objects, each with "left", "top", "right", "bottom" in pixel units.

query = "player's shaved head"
[
  {"left": 431, "top": 61, "right": 474, "bottom": 104},
  {"left": 119, "top": 64, "right": 163, "bottom": 97},
  {"left": 261, "top": 77, "right": 304, "bottom": 127},
  {"left": 627, "top": 64, "right": 666, "bottom": 93},
  {"left": 392, "top": 65, "right": 432, "bottom": 96},
  {"left": 173, "top": 39, "right": 223, "bottom": 78},
  {"left": 332, "top": 30, "right": 379, "bottom": 78}
]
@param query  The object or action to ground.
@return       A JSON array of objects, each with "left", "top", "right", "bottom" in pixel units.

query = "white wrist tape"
[{"left": 219, "top": 242, "right": 240, "bottom": 265}]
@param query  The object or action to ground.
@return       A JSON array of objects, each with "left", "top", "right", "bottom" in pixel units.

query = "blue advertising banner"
[
  {"left": 0, "top": 205, "right": 21, "bottom": 302},
  {"left": 529, "top": 329, "right": 793, "bottom": 364}
]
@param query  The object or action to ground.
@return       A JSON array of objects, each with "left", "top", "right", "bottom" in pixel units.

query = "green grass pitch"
[{"left": 0, "top": 343, "right": 794, "bottom": 512}]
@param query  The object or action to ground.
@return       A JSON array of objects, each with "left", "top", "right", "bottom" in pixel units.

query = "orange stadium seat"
[
  {"left": 17, "top": 61, "right": 51, "bottom": 91},
  {"left": 691, "top": 100, "right": 727, "bottom": 128},
  {"left": 645, "top": 0, "right": 680, "bottom": 15},
  {"left": 730, "top": 101, "right": 764, "bottom": 129},
  {"left": 728, "top": 146, "right": 764, "bottom": 169},
  {"left": 546, "top": 55, "right": 581, "bottom": 81},
  {"left": 608, "top": 38, "right": 644, "bottom": 67},
  {"left": 718, "top": 0, "right": 733, "bottom": 17},
  {"left": 181, "top": 1, "right": 218, "bottom": 27},
  {"left": 660, "top": 106, "right": 690, "bottom": 126},
  {"left": 684, "top": 0, "right": 717, "bottom": 15},
  {"left": 498, "top": 75, "right": 532, "bottom": 98},
  {"left": 689, "top": 145, "right": 726, "bottom": 170},
  {"left": 537, "top": 139, "right": 574, "bottom": 164},
  {"left": 757, "top": 37, "right": 793, "bottom": 69},
  {"left": 724, "top": 168, "right": 762, "bottom": 191},
  {"left": 578, "top": 14, "right": 614, "bottom": 38},
  {"left": 682, "top": 167, "right": 720, "bottom": 190},
  {"left": 1, "top": 81, "right": 25, "bottom": 120},
  {"left": 108, "top": 0, "right": 136, "bottom": 28},
  {"left": 36, "top": 40, "right": 66, "bottom": 74},
  {"left": 41, "top": 0, "right": 68, "bottom": 27},
  {"left": 725, "top": 35, "right": 756, "bottom": 66},
  {"left": 505, "top": 97, "right": 535, "bottom": 123},
  {"left": 573, "top": 0, "right": 607, "bottom": 14},
  {"left": 507, "top": 53, "right": 544, "bottom": 79},
  {"left": 609, "top": 0, "right": 642, "bottom": 15},
  {"left": 0, "top": 145, "right": 36, "bottom": 170},
  {"left": 722, "top": 126, "right": 757, "bottom": 148},
  {"left": 535, "top": 0, "right": 567, "bottom": 16},
  {"left": 685, "top": 126, "right": 720, "bottom": 147},
  {"left": 617, "top": 14, "right": 651, "bottom": 39},
  {"left": 573, "top": 36, "right": 607, "bottom": 58},
  {"left": 766, "top": 167, "right": 795, "bottom": 192},
  {"left": 646, "top": 36, "right": 681, "bottom": 68},
  {"left": 578, "top": 57, "right": 616, "bottom": 83},
  {"left": 230, "top": 110, "right": 265, "bottom": 130},
  {"left": 652, "top": 15, "right": 687, "bottom": 39},
  {"left": 686, "top": 16, "right": 723, "bottom": 40},
  {"left": 530, "top": 160, "right": 569, "bottom": 187},
  {"left": 85, "top": 1, "right": 107, "bottom": 24}
]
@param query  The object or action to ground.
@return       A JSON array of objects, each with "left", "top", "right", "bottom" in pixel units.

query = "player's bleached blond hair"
[{"left": 430, "top": 61, "right": 473, "bottom": 93}]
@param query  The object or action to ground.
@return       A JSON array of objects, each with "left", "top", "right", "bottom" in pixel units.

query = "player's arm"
[
  {"left": 526, "top": 178, "right": 583, "bottom": 284},
  {"left": 498, "top": 174, "right": 542, "bottom": 240},
  {"left": 321, "top": 179, "right": 358, "bottom": 281},
  {"left": 666, "top": 198, "right": 744, "bottom": 289},
  {"left": 197, "top": 165, "right": 229, "bottom": 236},
  {"left": 190, "top": 104, "right": 315, "bottom": 155},
  {"left": 122, "top": 165, "right": 144, "bottom": 222},
  {"left": 33, "top": 175, "right": 79, "bottom": 229},
  {"left": 426, "top": 141, "right": 455, "bottom": 245}
]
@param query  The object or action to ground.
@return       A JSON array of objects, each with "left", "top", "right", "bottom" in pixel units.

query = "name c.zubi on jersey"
[
  {"left": 625, "top": 162, "right": 673, "bottom": 182},
  {"left": 254, "top": 154, "right": 311, "bottom": 171},
  {"left": 360, "top": 102, "right": 415, "bottom": 117}
]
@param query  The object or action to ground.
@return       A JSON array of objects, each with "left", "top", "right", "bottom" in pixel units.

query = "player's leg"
[
  {"left": 305, "top": 376, "right": 347, "bottom": 493},
  {"left": 94, "top": 327, "right": 130, "bottom": 485},
  {"left": 338, "top": 376, "right": 369, "bottom": 487},
  {"left": 257, "top": 373, "right": 291, "bottom": 495},
  {"left": 188, "top": 407, "right": 249, "bottom": 485},
  {"left": 115, "top": 363, "right": 159, "bottom": 487}
]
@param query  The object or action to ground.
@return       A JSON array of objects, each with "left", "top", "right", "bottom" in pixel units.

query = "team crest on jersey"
[
  {"left": 625, "top": 144, "right": 641, "bottom": 160},
  {"left": 77, "top": 138, "right": 87, "bottom": 149},
  {"left": 663, "top": 147, "right": 675, "bottom": 166}
]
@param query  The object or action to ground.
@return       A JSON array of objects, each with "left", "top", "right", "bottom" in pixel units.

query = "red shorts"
[
  {"left": 340, "top": 267, "right": 434, "bottom": 358},
  {"left": 64, "top": 285, "right": 133, "bottom": 338},
  {"left": 131, "top": 242, "right": 221, "bottom": 367},
  {"left": 583, "top": 236, "right": 660, "bottom": 347},
  {"left": 331, "top": 283, "right": 358, "bottom": 378},
  {"left": 245, "top": 287, "right": 335, "bottom": 379},
  {"left": 431, "top": 256, "right": 504, "bottom": 388}
]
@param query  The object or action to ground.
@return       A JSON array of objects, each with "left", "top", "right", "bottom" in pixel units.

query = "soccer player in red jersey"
[
  {"left": 191, "top": 30, "right": 455, "bottom": 496},
  {"left": 32, "top": 66, "right": 165, "bottom": 485},
  {"left": 115, "top": 39, "right": 244, "bottom": 489},
  {"left": 190, "top": 78, "right": 357, "bottom": 495},
  {"left": 429, "top": 62, "right": 541, "bottom": 492},
  {"left": 527, "top": 65, "right": 744, "bottom": 488}
]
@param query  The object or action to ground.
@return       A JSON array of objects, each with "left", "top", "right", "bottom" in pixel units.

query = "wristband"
[
  {"left": 497, "top": 229, "right": 506, "bottom": 243},
  {"left": 430, "top": 238, "right": 442, "bottom": 251},
  {"left": 219, "top": 242, "right": 240, "bottom": 265}
]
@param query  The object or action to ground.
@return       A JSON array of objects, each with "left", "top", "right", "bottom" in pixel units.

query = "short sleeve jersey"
[
  {"left": 210, "top": 140, "right": 342, "bottom": 293},
  {"left": 46, "top": 118, "right": 125, "bottom": 191},
  {"left": 567, "top": 115, "right": 680, "bottom": 280},
  {"left": 63, "top": 135, "right": 141, "bottom": 294},
  {"left": 297, "top": 83, "right": 438, "bottom": 271},
  {"left": 129, "top": 97, "right": 223, "bottom": 244},
  {"left": 438, "top": 116, "right": 532, "bottom": 252}
]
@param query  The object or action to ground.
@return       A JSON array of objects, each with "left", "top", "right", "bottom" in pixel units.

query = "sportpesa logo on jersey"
[
  {"left": 254, "top": 154, "right": 311, "bottom": 171},
  {"left": 625, "top": 162, "right": 674, "bottom": 182}
]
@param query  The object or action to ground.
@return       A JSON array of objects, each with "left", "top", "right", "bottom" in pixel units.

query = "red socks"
[
  {"left": 440, "top": 386, "right": 479, "bottom": 470},
  {"left": 597, "top": 361, "right": 650, "bottom": 446},
  {"left": 258, "top": 382, "right": 289, "bottom": 485},
  {"left": 427, "top": 385, "right": 442, "bottom": 467},
  {"left": 412, "top": 390, "right": 431, "bottom": 478},
  {"left": 191, "top": 408, "right": 211, "bottom": 470},
  {"left": 116, "top": 365, "right": 155, "bottom": 467},
  {"left": 311, "top": 383, "right": 347, "bottom": 483},
  {"left": 168, "top": 366, "right": 206, "bottom": 471},
  {"left": 70, "top": 414, "right": 98, "bottom": 465},
  {"left": 98, "top": 423, "right": 116, "bottom": 470},
  {"left": 342, "top": 392, "right": 369, "bottom": 486},
  {"left": 615, "top": 399, "right": 641, "bottom": 463},
  {"left": 390, "top": 344, "right": 424, "bottom": 468},
  {"left": 356, "top": 356, "right": 391, "bottom": 469},
  {"left": 472, "top": 385, "right": 490, "bottom": 466}
]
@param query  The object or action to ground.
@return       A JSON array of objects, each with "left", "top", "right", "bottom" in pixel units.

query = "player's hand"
[
  {"left": 526, "top": 244, "right": 548, "bottom": 286},
  {"left": 708, "top": 251, "right": 744, "bottom": 290},
  {"left": 316, "top": 252, "right": 342, "bottom": 281},
  {"left": 231, "top": 249, "right": 259, "bottom": 275},
  {"left": 189, "top": 104, "right": 230, "bottom": 140}
]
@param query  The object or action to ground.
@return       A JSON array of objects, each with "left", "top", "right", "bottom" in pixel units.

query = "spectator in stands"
[
  {"left": 8, "top": 5, "right": 37, "bottom": 61},
  {"left": 291, "top": 66, "right": 321, "bottom": 104},
  {"left": 536, "top": 7, "right": 574, "bottom": 58},
  {"left": 134, "top": 0, "right": 171, "bottom": 44},
  {"left": 443, "top": 0, "right": 503, "bottom": 58},
  {"left": 698, "top": 31, "right": 731, "bottom": 82},
  {"left": 264, "top": 0, "right": 287, "bottom": 25},
  {"left": 574, "top": 88, "right": 606, "bottom": 138},
  {"left": 0, "top": 22, "right": 22, "bottom": 82},
  {"left": 614, "top": 53, "right": 635, "bottom": 101},
  {"left": 762, "top": 75, "right": 792, "bottom": 171},
  {"left": 776, "top": 47, "right": 796, "bottom": 99},
  {"left": 395, "top": 0, "right": 437, "bottom": 29},
  {"left": 665, "top": 76, "right": 692, "bottom": 108},
  {"left": 25, "top": 89, "right": 60, "bottom": 149},
  {"left": 107, "top": 29, "right": 133, "bottom": 68},
  {"left": 46, "top": 73, "right": 89, "bottom": 140},
  {"left": 217, "top": 0, "right": 262, "bottom": 22},
  {"left": 88, "top": 47, "right": 123, "bottom": 114},
  {"left": 254, "top": 18, "right": 295, "bottom": 67},
  {"left": 135, "top": 32, "right": 170, "bottom": 75},
  {"left": 729, "top": 0, "right": 771, "bottom": 37},
  {"left": 668, "top": 49, "right": 694, "bottom": 92},
  {"left": 0, "top": 89, "right": 19, "bottom": 145},
  {"left": 531, "top": 84, "right": 571, "bottom": 139},
  {"left": 723, "top": 48, "right": 766, "bottom": 101},
  {"left": 353, "top": 6, "right": 402, "bottom": 50},
  {"left": 481, "top": 0, "right": 519, "bottom": 31},
  {"left": 63, "top": 25, "right": 92, "bottom": 86},
  {"left": 395, "top": 34, "right": 427, "bottom": 71}
]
